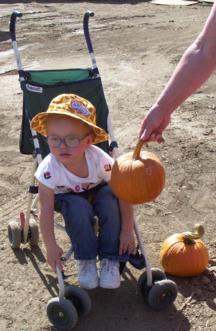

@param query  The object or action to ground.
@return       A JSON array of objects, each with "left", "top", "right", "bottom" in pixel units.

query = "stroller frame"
[{"left": 8, "top": 10, "right": 178, "bottom": 330}]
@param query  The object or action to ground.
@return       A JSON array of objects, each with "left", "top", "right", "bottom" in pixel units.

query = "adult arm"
[
  {"left": 38, "top": 182, "right": 63, "bottom": 271},
  {"left": 140, "top": 2, "right": 216, "bottom": 142}
]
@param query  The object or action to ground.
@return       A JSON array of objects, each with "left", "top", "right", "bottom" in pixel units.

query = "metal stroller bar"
[
  {"left": 22, "top": 159, "right": 38, "bottom": 244},
  {"left": 9, "top": 11, "right": 24, "bottom": 80},
  {"left": 83, "top": 11, "right": 118, "bottom": 156},
  {"left": 83, "top": 11, "right": 99, "bottom": 74},
  {"left": 10, "top": 11, "right": 44, "bottom": 245},
  {"left": 134, "top": 221, "right": 152, "bottom": 286},
  {"left": 10, "top": 10, "right": 22, "bottom": 41},
  {"left": 83, "top": 11, "right": 94, "bottom": 54},
  {"left": 57, "top": 266, "right": 65, "bottom": 299},
  {"left": 9, "top": 11, "right": 45, "bottom": 164}
]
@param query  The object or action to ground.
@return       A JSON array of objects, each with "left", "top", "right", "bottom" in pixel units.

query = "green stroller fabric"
[{"left": 20, "top": 68, "right": 109, "bottom": 158}]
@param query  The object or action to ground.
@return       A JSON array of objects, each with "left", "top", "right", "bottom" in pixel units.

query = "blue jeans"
[{"left": 55, "top": 184, "right": 125, "bottom": 261}]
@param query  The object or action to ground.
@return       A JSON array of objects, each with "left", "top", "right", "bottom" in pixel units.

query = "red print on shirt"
[
  {"left": 75, "top": 185, "right": 81, "bottom": 192},
  {"left": 44, "top": 171, "right": 51, "bottom": 179},
  {"left": 104, "top": 164, "right": 112, "bottom": 172},
  {"left": 81, "top": 183, "right": 91, "bottom": 191}
]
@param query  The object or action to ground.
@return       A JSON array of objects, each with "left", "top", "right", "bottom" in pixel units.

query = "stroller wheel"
[
  {"left": 147, "top": 279, "right": 178, "bottom": 310},
  {"left": 29, "top": 219, "right": 39, "bottom": 247},
  {"left": 64, "top": 285, "right": 92, "bottom": 316},
  {"left": 138, "top": 267, "right": 166, "bottom": 298},
  {"left": 8, "top": 221, "right": 21, "bottom": 249},
  {"left": 47, "top": 297, "right": 78, "bottom": 330}
]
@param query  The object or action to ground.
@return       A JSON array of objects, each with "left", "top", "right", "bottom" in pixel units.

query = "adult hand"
[{"left": 139, "top": 104, "right": 171, "bottom": 143}]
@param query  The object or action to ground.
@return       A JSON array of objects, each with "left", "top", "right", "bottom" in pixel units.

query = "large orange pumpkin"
[
  {"left": 160, "top": 224, "right": 209, "bottom": 277},
  {"left": 110, "top": 140, "right": 165, "bottom": 204}
]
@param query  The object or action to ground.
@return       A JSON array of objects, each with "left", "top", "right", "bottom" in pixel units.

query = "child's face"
[{"left": 47, "top": 116, "right": 93, "bottom": 163}]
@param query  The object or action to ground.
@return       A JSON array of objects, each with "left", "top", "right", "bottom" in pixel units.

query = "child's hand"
[
  {"left": 119, "top": 229, "right": 136, "bottom": 255},
  {"left": 46, "top": 244, "right": 64, "bottom": 272}
]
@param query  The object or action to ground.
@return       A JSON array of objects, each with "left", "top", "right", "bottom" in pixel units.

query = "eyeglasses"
[{"left": 47, "top": 134, "right": 89, "bottom": 148}]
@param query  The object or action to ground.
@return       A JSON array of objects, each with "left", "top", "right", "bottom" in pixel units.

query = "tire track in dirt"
[{"left": 1, "top": 193, "right": 27, "bottom": 219}]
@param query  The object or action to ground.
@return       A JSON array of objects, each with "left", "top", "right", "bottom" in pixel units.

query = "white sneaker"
[
  {"left": 99, "top": 259, "right": 121, "bottom": 289},
  {"left": 76, "top": 259, "right": 98, "bottom": 289}
]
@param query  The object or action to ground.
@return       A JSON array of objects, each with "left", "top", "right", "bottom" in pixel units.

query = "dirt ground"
[{"left": 2, "top": 1, "right": 216, "bottom": 330}]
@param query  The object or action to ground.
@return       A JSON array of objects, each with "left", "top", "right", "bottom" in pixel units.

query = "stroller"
[{"left": 8, "top": 10, "right": 178, "bottom": 331}]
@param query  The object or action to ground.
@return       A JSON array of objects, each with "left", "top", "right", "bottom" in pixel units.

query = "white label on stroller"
[{"left": 26, "top": 84, "right": 43, "bottom": 93}]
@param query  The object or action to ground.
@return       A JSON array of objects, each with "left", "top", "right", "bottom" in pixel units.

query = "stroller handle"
[
  {"left": 83, "top": 11, "right": 95, "bottom": 54},
  {"left": 10, "top": 11, "right": 22, "bottom": 42}
]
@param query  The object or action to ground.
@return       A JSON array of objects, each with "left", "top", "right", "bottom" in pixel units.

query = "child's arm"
[
  {"left": 118, "top": 200, "right": 135, "bottom": 255},
  {"left": 38, "top": 182, "right": 63, "bottom": 272}
]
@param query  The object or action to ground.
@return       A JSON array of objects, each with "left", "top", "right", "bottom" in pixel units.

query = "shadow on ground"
[
  {"left": 72, "top": 269, "right": 191, "bottom": 331},
  {"left": 171, "top": 271, "right": 216, "bottom": 312}
]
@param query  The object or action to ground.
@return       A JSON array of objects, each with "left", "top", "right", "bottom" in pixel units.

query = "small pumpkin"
[
  {"left": 110, "top": 139, "right": 165, "bottom": 204},
  {"left": 160, "top": 224, "right": 209, "bottom": 277}
]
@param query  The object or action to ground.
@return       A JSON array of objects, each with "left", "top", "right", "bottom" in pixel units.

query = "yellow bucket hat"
[{"left": 31, "top": 93, "right": 108, "bottom": 144}]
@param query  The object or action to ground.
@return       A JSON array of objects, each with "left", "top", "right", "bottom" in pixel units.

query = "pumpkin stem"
[
  {"left": 182, "top": 224, "right": 205, "bottom": 244},
  {"left": 182, "top": 231, "right": 196, "bottom": 245},
  {"left": 192, "top": 224, "right": 205, "bottom": 239},
  {"left": 133, "top": 139, "right": 145, "bottom": 160}
]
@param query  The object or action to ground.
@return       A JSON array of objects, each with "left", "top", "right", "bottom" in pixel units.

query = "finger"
[
  {"left": 143, "top": 133, "right": 157, "bottom": 143},
  {"left": 154, "top": 133, "right": 165, "bottom": 144},
  {"left": 49, "top": 261, "right": 56, "bottom": 273},
  {"left": 128, "top": 244, "right": 136, "bottom": 255},
  {"left": 120, "top": 244, "right": 127, "bottom": 255},
  {"left": 53, "top": 261, "right": 62, "bottom": 272},
  {"left": 157, "top": 135, "right": 165, "bottom": 144},
  {"left": 150, "top": 132, "right": 157, "bottom": 141},
  {"left": 57, "top": 259, "right": 64, "bottom": 271},
  {"left": 47, "top": 257, "right": 55, "bottom": 271},
  {"left": 119, "top": 243, "right": 123, "bottom": 255},
  {"left": 145, "top": 132, "right": 165, "bottom": 144},
  {"left": 140, "top": 128, "right": 152, "bottom": 141},
  {"left": 139, "top": 118, "right": 148, "bottom": 138},
  {"left": 141, "top": 130, "right": 161, "bottom": 143}
]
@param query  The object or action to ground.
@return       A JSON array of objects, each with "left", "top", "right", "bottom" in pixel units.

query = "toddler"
[{"left": 31, "top": 93, "right": 135, "bottom": 289}]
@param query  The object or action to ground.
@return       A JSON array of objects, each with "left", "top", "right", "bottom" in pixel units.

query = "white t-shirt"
[{"left": 35, "top": 145, "right": 114, "bottom": 194}]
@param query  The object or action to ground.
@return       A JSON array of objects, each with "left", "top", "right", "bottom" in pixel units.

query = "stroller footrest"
[{"left": 129, "top": 252, "right": 146, "bottom": 270}]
